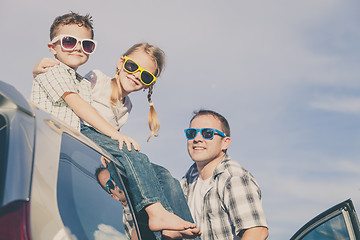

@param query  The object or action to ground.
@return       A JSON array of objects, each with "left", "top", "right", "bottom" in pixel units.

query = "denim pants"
[{"left": 81, "top": 125, "right": 199, "bottom": 239}]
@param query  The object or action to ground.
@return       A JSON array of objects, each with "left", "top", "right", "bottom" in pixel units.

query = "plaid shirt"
[
  {"left": 30, "top": 62, "right": 92, "bottom": 131},
  {"left": 181, "top": 155, "right": 268, "bottom": 240}
]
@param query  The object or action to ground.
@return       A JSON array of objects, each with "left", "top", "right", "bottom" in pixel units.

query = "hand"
[
  {"left": 111, "top": 132, "right": 140, "bottom": 152},
  {"left": 32, "top": 58, "right": 60, "bottom": 78},
  {"left": 100, "top": 156, "right": 111, "bottom": 167}
]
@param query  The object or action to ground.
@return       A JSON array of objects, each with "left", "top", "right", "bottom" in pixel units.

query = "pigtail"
[
  {"left": 147, "top": 85, "right": 160, "bottom": 141},
  {"left": 110, "top": 68, "right": 120, "bottom": 106}
]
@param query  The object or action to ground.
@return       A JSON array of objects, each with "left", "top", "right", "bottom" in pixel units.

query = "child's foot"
[
  {"left": 146, "top": 203, "right": 197, "bottom": 231},
  {"left": 162, "top": 228, "right": 202, "bottom": 239}
]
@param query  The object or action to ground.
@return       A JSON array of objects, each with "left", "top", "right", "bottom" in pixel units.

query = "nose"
[
  {"left": 193, "top": 130, "right": 203, "bottom": 142},
  {"left": 74, "top": 41, "right": 82, "bottom": 51},
  {"left": 132, "top": 70, "right": 141, "bottom": 79}
]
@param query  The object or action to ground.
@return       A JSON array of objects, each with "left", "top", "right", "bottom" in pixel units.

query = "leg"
[
  {"left": 152, "top": 164, "right": 202, "bottom": 240},
  {"left": 151, "top": 164, "right": 194, "bottom": 223},
  {"left": 81, "top": 125, "right": 196, "bottom": 232},
  {"left": 81, "top": 125, "right": 167, "bottom": 211}
]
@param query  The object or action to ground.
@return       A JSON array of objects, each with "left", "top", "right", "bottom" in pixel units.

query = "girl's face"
[{"left": 117, "top": 50, "right": 157, "bottom": 96}]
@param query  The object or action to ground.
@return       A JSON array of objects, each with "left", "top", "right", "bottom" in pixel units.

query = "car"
[
  {"left": 1, "top": 80, "right": 359, "bottom": 240},
  {"left": 0, "top": 80, "right": 143, "bottom": 239},
  {"left": 290, "top": 198, "right": 360, "bottom": 240}
]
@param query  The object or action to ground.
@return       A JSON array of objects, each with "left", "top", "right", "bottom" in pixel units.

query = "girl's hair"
[
  {"left": 110, "top": 42, "right": 165, "bottom": 141},
  {"left": 50, "top": 12, "right": 94, "bottom": 40}
]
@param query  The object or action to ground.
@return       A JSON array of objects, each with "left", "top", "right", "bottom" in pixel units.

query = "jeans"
[{"left": 81, "top": 125, "right": 199, "bottom": 239}]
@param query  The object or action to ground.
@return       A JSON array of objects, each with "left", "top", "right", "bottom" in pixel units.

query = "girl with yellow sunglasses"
[{"left": 32, "top": 43, "right": 201, "bottom": 239}]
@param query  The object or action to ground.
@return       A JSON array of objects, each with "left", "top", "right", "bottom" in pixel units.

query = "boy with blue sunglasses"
[{"left": 181, "top": 110, "right": 269, "bottom": 240}]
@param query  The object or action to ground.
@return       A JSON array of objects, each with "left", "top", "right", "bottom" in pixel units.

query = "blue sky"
[{"left": 1, "top": 0, "right": 360, "bottom": 239}]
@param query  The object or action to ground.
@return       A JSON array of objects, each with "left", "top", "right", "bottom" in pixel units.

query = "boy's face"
[{"left": 48, "top": 24, "right": 92, "bottom": 70}]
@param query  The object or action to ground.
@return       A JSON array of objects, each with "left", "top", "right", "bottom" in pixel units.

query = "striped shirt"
[
  {"left": 181, "top": 155, "right": 268, "bottom": 240},
  {"left": 30, "top": 62, "right": 92, "bottom": 130}
]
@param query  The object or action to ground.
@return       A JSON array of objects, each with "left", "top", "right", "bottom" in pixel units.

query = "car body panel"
[{"left": 0, "top": 80, "right": 141, "bottom": 239}]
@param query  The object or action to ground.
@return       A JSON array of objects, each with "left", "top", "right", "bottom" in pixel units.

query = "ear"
[
  {"left": 221, "top": 136, "right": 231, "bottom": 152},
  {"left": 117, "top": 56, "right": 125, "bottom": 69},
  {"left": 48, "top": 43, "right": 57, "bottom": 55}
]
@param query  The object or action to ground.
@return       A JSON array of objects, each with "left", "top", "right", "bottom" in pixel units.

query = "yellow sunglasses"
[{"left": 122, "top": 56, "right": 157, "bottom": 85}]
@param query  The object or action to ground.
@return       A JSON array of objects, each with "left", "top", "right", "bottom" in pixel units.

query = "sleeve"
[
  {"left": 122, "top": 205, "right": 134, "bottom": 239},
  {"left": 36, "top": 65, "right": 78, "bottom": 104},
  {"left": 84, "top": 69, "right": 98, "bottom": 89},
  {"left": 222, "top": 173, "right": 268, "bottom": 235}
]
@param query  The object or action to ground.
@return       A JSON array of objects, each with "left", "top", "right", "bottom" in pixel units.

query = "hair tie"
[
  {"left": 149, "top": 102, "right": 154, "bottom": 107},
  {"left": 114, "top": 68, "right": 120, "bottom": 78}
]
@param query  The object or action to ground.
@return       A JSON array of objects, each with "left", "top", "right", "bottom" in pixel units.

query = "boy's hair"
[
  {"left": 110, "top": 42, "right": 165, "bottom": 142},
  {"left": 50, "top": 12, "right": 94, "bottom": 40},
  {"left": 190, "top": 109, "right": 231, "bottom": 137},
  {"left": 95, "top": 166, "right": 110, "bottom": 194}
]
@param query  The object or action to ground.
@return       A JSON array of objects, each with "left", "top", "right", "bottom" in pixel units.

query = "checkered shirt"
[
  {"left": 122, "top": 204, "right": 135, "bottom": 239},
  {"left": 30, "top": 62, "right": 92, "bottom": 131},
  {"left": 181, "top": 155, "right": 268, "bottom": 240}
]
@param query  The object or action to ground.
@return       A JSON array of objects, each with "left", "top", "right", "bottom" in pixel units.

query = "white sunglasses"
[{"left": 51, "top": 34, "right": 97, "bottom": 54}]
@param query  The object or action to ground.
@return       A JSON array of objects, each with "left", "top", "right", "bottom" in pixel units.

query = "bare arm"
[
  {"left": 63, "top": 92, "right": 139, "bottom": 151},
  {"left": 240, "top": 227, "right": 268, "bottom": 240}
]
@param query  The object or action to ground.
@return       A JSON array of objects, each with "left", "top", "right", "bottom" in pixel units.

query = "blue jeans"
[{"left": 81, "top": 125, "right": 199, "bottom": 239}]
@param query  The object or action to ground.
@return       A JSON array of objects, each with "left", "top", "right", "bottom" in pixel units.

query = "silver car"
[
  {"left": 1, "top": 80, "right": 360, "bottom": 240},
  {"left": 0, "top": 80, "right": 142, "bottom": 239}
]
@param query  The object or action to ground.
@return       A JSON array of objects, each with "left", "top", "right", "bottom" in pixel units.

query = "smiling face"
[
  {"left": 187, "top": 114, "right": 231, "bottom": 172},
  {"left": 116, "top": 50, "right": 157, "bottom": 97},
  {"left": 48, "top": 24, "right": 92, "bottom": 70},
  {"left": 97, "top": 168, "right": 127, "bottom": 205}
]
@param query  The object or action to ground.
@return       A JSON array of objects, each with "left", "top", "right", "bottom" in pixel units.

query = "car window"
[
  {"left": 0, "top": 114, "right": 8, "bottom": 204},
  {"left": 301, "top": 213, "right": 350, "bottom": 240},
  {"left": 291, "top": 199, "right": 360, "bottom": 240},
  {"left": 56, "top": 133, "right": 138, "bottom": 240}
]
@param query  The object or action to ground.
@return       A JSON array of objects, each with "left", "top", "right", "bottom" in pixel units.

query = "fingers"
[
  {"left": 40, "top": 58, "right": 60, "bottom": 70},
  {"left": 122, "top": 137, "right": 140, "bottom": 152},
  {"left": 113, "top": 132, "right": 140, "bottom": 152},
  {"left": 130, "top": 139, "right": 140, "bottom": 151},
  {"left": 32, "top": 58, "right": 60, "bottom": 78},
  {"left": 100, "top": 156, "right": 110, "bottom": 167}
]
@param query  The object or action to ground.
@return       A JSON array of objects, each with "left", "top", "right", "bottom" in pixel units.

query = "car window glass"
[
  {"left": 0, "top": 114, "right": 8, "bottom": 203},
  {"left": 57, "top": 133, "right": 137, "bottom": 240},
  {"left": 301, "top": 213, "right": 350, "bottom": 240}
]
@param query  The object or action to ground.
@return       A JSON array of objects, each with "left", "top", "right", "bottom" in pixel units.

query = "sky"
[{"left": 1, "top": 0, "right": 360, "bottom": 239}]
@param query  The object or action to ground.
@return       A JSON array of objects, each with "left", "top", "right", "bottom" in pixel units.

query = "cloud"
[
  {"left": 310, "top": 95, "right": 360, "bottom": 115},
  {"left": 94, "top": 224, "right": 127, "bottom": 240}
]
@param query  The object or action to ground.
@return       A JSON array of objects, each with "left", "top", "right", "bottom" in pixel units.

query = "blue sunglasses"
[
  {"left": 105, "top": 176, "right": 115, "bottom": 193},
  {"left": 184, "top": 128, "right": 227, "bottom": 140}
]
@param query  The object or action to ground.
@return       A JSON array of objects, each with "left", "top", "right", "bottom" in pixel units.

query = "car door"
[
  {"left": 290, "top": 199, "right": 360, "bottom": 240},
  {"left": 56, "top": 132, "right": 141, "bottom": 240}
]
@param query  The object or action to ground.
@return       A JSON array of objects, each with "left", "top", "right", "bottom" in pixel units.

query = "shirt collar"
[
  {"left": 213, "top": 154, "right": 231, "bottom": 177},
  {"left": 185, "top": 154, "right": 231, "bottom": 182},
  {"left": 58, "top": 61, "right": 83, "bottom": 81}
]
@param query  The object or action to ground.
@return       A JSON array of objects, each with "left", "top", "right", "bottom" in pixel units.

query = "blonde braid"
[
  {"left": 110, "top": 68, "right": 121, "bottom": 106},
  {"left": 147, "top": 85, "right": 160, "bottom": 141}
]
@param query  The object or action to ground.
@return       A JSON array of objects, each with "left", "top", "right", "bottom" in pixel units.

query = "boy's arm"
[{"left": 63, "top": 92, "right": 139, "bottom": 151}]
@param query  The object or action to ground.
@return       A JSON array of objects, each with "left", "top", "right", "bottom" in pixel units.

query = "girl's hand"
[
  {"left": 33, "top": 58, "right": 60, "bottom": 78},
  {"left": 111, "top": 132, "right": 140, "bottom": 152}
]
